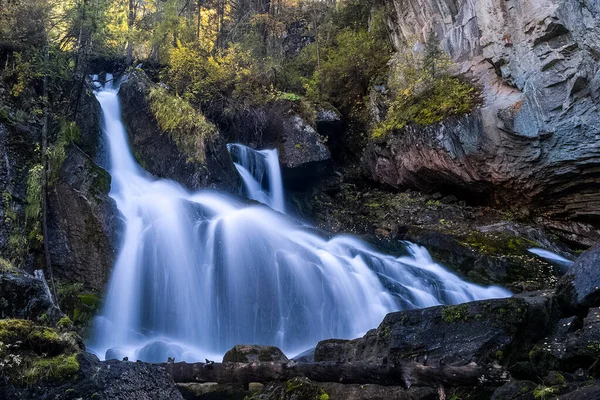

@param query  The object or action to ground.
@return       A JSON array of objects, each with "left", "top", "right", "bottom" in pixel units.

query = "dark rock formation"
[
  {"left": 47, "top": 146, "right": 120, "bottom": 292},
  {"left": 223, "top": 344, "right": 289, "bottom": 363},
  {"left": 367, "top": 0, "right": 600, "bottom": 247},
  {"left": 279, "top": 115, "right": 331, "bottom": 189},
  {"left": 118, "top": 70, "right": 239, "bottom": 191},
  {"left": 292, "top": 176, "right": 572, "bottom": 291},
  {"left": 2, "top": 352, "right": 184, "bottom": 400},
  {"left": 314, "top": 292, "right": 557, "bottom": 367},
  {"left": 0, "top": 121, "right": 38, "bottom": 267},
  {"left": 0, "top": 272, "right": 62, "bottom": 323},
  {"left": 556, "top": 243, "right": 600, "bottom": 311}
]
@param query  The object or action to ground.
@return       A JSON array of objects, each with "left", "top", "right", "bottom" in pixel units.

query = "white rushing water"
[
  {"left": 88, "top": 81, "right": 510, "bottom": 363},
  {"left": 227, "top": 143, "right": 286, "bottom": 214},
  {"left": 528, "top": 248, "right": 574, "bottom": 271}
]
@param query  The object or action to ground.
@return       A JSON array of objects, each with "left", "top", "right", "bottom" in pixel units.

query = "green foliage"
[
  {"left": 372, "top": 37, "right": 480, "bottom": 140},
  {"left": 47, "top": 119, "right": 81, "bottom": 185},
  {"left": 533, "top": 386, "right": 558, "bottom": 400},
  {"left": 25, "top": 164, "right": 43, "bottom": 221},
  {"left": 441, "top": 304, "right": 470, "bottom": 323},
  {"left": 23, "top": 353, "right": 79, "bottom": 383},
  {"left": 312, "top": 27, "right": 390, "bottom": 116},
  {"left": 57, "top": 283, "right": 101, "bottom": 330},
  {"left": 148, "top": 87, "right": 218, "bottom": 163}
]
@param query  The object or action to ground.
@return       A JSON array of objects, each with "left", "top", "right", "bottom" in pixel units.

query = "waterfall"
[
  {"left": 88, "top": 81, "right": 510, "bottom": 363},
  {"left": 227, "top": 143, "right": 286, "bottom": 214}
]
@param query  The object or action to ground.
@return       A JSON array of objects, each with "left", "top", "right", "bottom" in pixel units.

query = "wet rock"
[
  {"left": 528, "top": 307, "right": 600, "bottom": 376},
  {"left": 556, "top": 243, "right": 600, "bottom": 311},
  {"left": 177, "top": 382, "right": 251, "bottom": 400},
  {"left": 0, "top": 272, "right": 62, "bottom": 324},
  {"left": 491, "top": 380, "right": 537, "bottom": 400},
  {"left": 223, "top": 345, "right": 289, "bottom": 363},
  {"left": 314, "top": 292, "right": 557, "bottom": 367},
  {"left": 279, "top": 115, "right": 331, "bottom": 189},
  {"left": 372, "top": 0, "right": 600, "bottom": 246},
  {"left": 559, "top": 381, "right": 600, "bottom": 399},
  {"left": 118, "top": 70, "right": 239, "bottom": 191},
  {"left": 292, "top": 181, "right": 571, "bottom": 291},
  {"left": 47, "top": 146, "right": 120, "bottom": 291},
  {"left": 1, "top": 352, "right": 184, "bottom": 400}
]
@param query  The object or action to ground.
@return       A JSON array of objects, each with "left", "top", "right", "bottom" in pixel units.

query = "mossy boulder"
[
  {"left": 315, "top": 292, "right": 557, "bottom": 367},
  {"left": 223, "top": 345, "right": 289, "bottom": 363}
]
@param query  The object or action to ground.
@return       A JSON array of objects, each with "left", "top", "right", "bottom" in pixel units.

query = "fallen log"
[{"left": 160, "top": 360, "right": 507, "bottom": 389}]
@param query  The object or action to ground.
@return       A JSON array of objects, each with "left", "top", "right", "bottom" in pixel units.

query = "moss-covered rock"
[{"left": 223, "top": 344, "right": 289, "bottom": 363}]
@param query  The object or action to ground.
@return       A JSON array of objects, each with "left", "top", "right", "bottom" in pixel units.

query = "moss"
[
  {"left": 258, "top": 347, "right": 280, "bottom": 362},
  {"left": 0, "top": 319, "right": 35, "bottom": 344},
  {"left": 319, "top": 392, "right": 329, "bottom": 400},
  {"left": 90, "top": 164, "right": 111, "bottom": 195},
  {"left": 23, "top": 353, "right": 80, "bottom": 383},
  {"left": 441, "top": 304, "right": 470, "bottom": 323},
  {"left": 148, "top": 87, "right": 218, "bottom": 164},
  {"left": 532, "top": 385, "right": 558, "bottom": 400},
  {"left": 56, "top": 316, "right": 73, "bottom": 331},
  {"left": 285, "top": 378, "right": 304, "bottom": 393}
]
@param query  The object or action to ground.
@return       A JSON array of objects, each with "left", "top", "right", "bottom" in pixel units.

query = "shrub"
[{"left": 148, "top": 87, "right": 218, "bottom": 163}]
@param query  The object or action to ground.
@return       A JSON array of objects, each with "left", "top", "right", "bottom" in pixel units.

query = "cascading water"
[
  {"left": 227, "top": 143, "right": 286, "bottom": 214},
  {"left": 88, "top": 80, "right": 510, "bottom": 363}
]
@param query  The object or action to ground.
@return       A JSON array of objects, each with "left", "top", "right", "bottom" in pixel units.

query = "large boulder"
[
  {"left": 0, "top": 272, "right": 62, "bottom": 324},
  {"left": 223, "top": 345, "right": 289, "bottom": 363},
  {"left": 278, "top": 115, "right": 331, "bottom": 188},
  {"left": 556, "top": 243, "right": 600, "bottom": 311},
  {"left": 47, "top": 146, "right": 120, "bottom": 291},
  {"left": 369, "top": 0, "right": 600, "bottom": 246},
  {"left": 314, "top": 292, "right": 557, "bottom": 367},
  {"left": 118, "top": 70, "right": 239, "bottom": 191}
]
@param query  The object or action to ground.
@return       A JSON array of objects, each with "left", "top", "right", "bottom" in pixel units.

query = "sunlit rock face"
[{"left": 367, "top": 0, "right": 600, "bottom": 246}]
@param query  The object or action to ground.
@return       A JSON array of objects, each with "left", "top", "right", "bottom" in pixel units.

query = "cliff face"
[{"left": 366, "top": 0, "right": 600, "bottom": 246}]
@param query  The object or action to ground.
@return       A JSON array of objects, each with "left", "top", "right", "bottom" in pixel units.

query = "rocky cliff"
[{"left": 366, "top": 0, "right": 600, "bottom": 246}]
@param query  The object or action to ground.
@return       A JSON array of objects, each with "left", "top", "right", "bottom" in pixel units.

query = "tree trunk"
[
  {"left": 126, "top": 0, "right": 134, "bottom": 65},
  {"left": 40, "top": 44, "right": 58, "bottom": 303},
  {"left": 161, "top": 361, "right": 507, "bottom": 389}
]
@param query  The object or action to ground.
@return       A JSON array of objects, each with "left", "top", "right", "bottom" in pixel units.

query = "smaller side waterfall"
[
  {"left": 528, "top": 248, "right": 574, "bottom": 271},
  {"left": 228, "top": 143, "right": 286, "bottom": 214}
]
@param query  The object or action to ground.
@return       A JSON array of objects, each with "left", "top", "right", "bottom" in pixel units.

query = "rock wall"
[{"left": 367, "top": 0, "right": 600, "bottom": 246}]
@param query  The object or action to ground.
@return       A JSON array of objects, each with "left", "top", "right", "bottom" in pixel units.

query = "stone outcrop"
[
  {"left": 223, "top": 344, "right": 289, "bottom": 363},
  {"left": 556, "top": 242, "right": 600, "bottom": 311},
  {"left": 47, "top": 146, "right": 120, "bottom": 292},
  {"left": 118, "top": 70, "right": 239, "bottom": 192},
  {"left": 314, "top": 292, "right": 557, "bottom": 367},
  {"left": 366, "top": 0, "right": 600, "bottom": 246},
  {"left": 291, "top": 174, "right": 572, "bottom": 292},
  {"left": 0, "top": 272, "right": 62, "bottom": 323}
]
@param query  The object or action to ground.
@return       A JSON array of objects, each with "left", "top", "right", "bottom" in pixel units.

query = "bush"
[
  {"left": 148, "top": 87, "right": 218, "bottom": 163},
  {"left": 372, "top": 35, "right": 481, "bottom": 139}
]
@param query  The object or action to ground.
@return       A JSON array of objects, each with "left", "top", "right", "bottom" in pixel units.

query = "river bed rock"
[
  {"left": 291, "top": 171, "right": 573, "bottom": 291},
  {"left": 556, "top": 242, "right": 600, "bottom": 311}
]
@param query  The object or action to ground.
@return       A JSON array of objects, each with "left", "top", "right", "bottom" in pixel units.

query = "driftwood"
[{"left": 161, "top": 360, "right": 507, "bottom": 389}]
